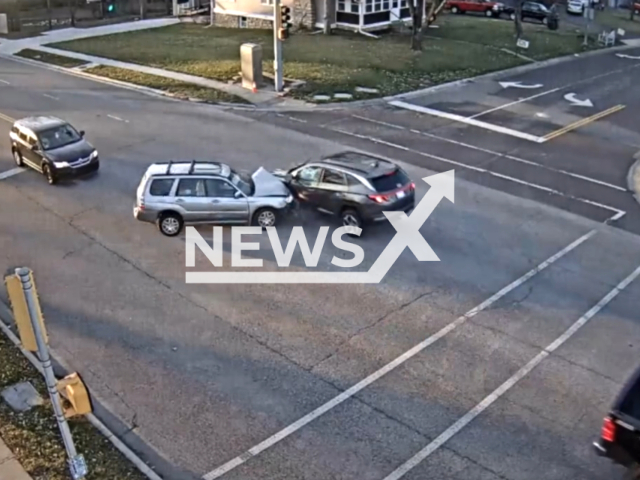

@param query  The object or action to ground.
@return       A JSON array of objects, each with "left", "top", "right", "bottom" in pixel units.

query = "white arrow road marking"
[
  {"left": 499, "top": 81, "right": 543, "bottom": 89},
  {"left": 0, "top": 168, "right": 26, "bottom": 180},
  {"left": 616, "top": 53, "right": 640, "bottom": 60},
  {"left": 564, "top": 92, "right": 593, "bottom": 107}
]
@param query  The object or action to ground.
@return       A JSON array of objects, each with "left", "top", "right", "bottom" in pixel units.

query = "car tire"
[
  {"left": 341, "top": 209, "right": 363, "bottom": 237},
  {"left": 510, "top": 12, "right": 516, "bottom": 19},
  {"left": 253, "top": 208, "right": 278, "bottom": 228},
  {"left": 451, "top": 6, "right": 459, "bottom": 13},
  {"left": 623, "top": 464, "right": 640, "bottom": 480},
  {"left": 542, "top": 16, "right": 548, "bottom": 24},
  {"left": 485, "top": 9, "right": 493, "bottom": 16},
  {"left": 12, "top": 149, "right": 23, "bottom": 167},
  {"left": 42, "top": 164, "right": 56, "bottom": 185},
  {"left": 157, "top": 212, "right": 183, "bottom": 237}
]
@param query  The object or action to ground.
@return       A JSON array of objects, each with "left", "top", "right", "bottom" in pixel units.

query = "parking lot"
[{"left": 2, "top": 51, "right": 640, "bottom": 480}]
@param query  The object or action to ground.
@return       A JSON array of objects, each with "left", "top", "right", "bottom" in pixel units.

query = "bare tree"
[
  {"left": 513, "top": 0, "right": 523, "bottom": 38},
  {"left": 323, "top": 0, "right": 330, "bottom": 33},
  {"left": 407, "top": 0, "right": 448, "bottom": 50}
]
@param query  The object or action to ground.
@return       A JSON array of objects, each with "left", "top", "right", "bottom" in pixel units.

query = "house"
[{"left": 173, "top": 0, "right": 412, "bottom": 32}]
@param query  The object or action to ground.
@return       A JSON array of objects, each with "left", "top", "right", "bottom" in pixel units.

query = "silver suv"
[{"left": 133, "top": 161, "right": 294, "bottom": 236}]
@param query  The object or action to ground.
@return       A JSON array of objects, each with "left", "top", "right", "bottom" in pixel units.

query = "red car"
[
  {"left": 445, "top": 0, "right": 504, "bottom": 16},
  {"left": 635, "top": 2, "right": 640, "bottom": 14}
]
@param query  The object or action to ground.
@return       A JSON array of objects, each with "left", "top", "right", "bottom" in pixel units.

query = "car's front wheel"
[
  {"left": 12, "top": 149, "right": 23, "bottom": 167},
  {"left": 451, "top": 6, "right": 459, "bottom": 13},
  {"left": 509, "top": 12, "right": 516, "bottom": 19},
  {"left": 42, "top": 164, "right": 56, "bottom": 185},
  {"left": 157, "top": 212, "right": 183, "bottom": 237},
  {"left": 485, "top": 9, "right": 493, "bottom": 16},
  {"left": 341, "top": 209, "right": 363, "bottom": 236},
  {"left": 253, "top": 208, "right": 278, "bottom": 228}
]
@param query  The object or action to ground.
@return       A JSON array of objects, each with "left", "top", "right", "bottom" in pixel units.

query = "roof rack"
[{"left": 160, "top": 160, "right": 223, "bottom": 176}]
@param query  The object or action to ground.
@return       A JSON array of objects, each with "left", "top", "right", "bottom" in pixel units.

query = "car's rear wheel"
[
  {"left": 157, "top": 212, "right": 183, "bottom": 237},
  {"left": 341, "top": 209, "right": 362, "bottom": 236},
  {"left": 510, "top": 12, "right": 516, "bottom": 19},
  {"left": 623, "top": 464, "right": 640, "bottom": 480},
  {"left": 42, "top": 164, "right": 56, "bottom": 185},
  {"left": 485, "top": 9, "right": 493, "bottom": 16},
  {"left": 253, "top": 208, "right": 277, "bottom": 228},
  {"left": 451, "top": 6, "right": 459, "bottom": 13},
  {"left": 12, "top": 149, "right": 23, "bottom": 167}
]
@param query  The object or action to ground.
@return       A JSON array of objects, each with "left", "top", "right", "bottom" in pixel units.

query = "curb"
[{"left": 0, "top": 300, "right": 167, "bottom": 480}]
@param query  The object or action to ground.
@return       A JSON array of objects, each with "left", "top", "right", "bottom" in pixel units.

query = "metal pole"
[
  {"left": 273, "top": 0, "right": 283, "bottom": 92},
  {"left": 15, "top": 267, "right": 87, "bottom": 480}
]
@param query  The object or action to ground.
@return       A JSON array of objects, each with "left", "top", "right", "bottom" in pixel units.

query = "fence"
[{"left": 0, "top": 0, "right": 170, "bottom": 35}]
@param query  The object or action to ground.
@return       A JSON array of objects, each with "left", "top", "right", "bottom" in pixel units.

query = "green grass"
[
  {"left": 596, "top": 8, "right": 640, "bottom": 35},
  {"left": 83, "top": 65, "right": 251, "bottom": 104},
  {"left": 0, "top": 330, "right": 147, "bottom": 480},
  {"left": 48, "top": 16, "right": 599, "bottom": 100},
  {"left": 15, "top": 48, "right": 89, "bottom": 68}
]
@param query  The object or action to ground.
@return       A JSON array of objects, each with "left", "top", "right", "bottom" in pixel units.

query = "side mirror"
[{"left": 79, "top": 130, "right": 85, "bottom": 137}]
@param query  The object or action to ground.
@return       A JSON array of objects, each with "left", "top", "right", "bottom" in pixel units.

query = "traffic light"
[
  {"left": 278, "top": 5, "right": 291, "bottom": 40},
  {"left": 56, "top": 373, "right": 93, "bottom": 418}
]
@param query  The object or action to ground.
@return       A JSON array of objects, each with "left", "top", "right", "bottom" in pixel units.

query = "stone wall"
[
  {"left": 214, "top": 12, "right": 272, "bottom": 28},
  {"left": 293, "top": 0, "right": 315, "bottom": 28}
]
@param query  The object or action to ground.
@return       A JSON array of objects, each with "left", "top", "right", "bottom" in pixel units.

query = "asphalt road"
[{"left": 1, "top": 53, "right": 640, "bottom": 480}]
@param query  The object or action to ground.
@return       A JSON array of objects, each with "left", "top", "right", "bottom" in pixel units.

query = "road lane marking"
[
  {"left": 388, "top": 100, "right": 546, "bottom": 143},
  {"left": 542, "top": 104, "right": 626, "bottom": 142},
  {"left": 382, "top": 263, "right": 640, "bottom": 480},
  {"left": 0, "top": 112, "right": 15, "bottom": 123},
  {"left": 202, "top": 230, "right": 598, "bottom": 480},
  {"left": 107, "top": 114, "right": 128, "bottom": 123},
  {"left": 350, "top": 114, "right": 628, "bottom": 193},
  {"left": 326, "top": 126, "right": 626, "bottom": 222},
  {"left": 42, "top": 93, "right": 59, "bottom": 100},
  {"left": 0, "top": 79, "right": 10, "bottom": 85},
  {"left": 468, "top": 87, "right": 562, "bottom": 120},
  {"left": 0, "top": 167, "right": 27, "bottom": 180}
]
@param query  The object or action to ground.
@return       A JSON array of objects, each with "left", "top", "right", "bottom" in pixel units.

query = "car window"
[
  {"left": 206, "top": 178, "right": 237, "bottom": 198},
  {"left": 38, "top": 124, "right": 82, "bottom": 151},
  {"left": 297, "top": 166, "right": 322, "bottom": 184},
  {"left": 321, "top": 168, "right": 346, "bottom": 186},
  {"left": 27, "top": 136, "right": 37, "bottom": 147},
  {"left": 370, "top": 168, "right": 411, "bottom": 192},
  {"left": 18, "top": 131, "right": 28, "bottom": 142},
  {"left": 177, "top": 178, "right": 206, "bottom": 197},
  {"left": 345, "top": 174, "right": 362, "bottom": 187},
  {"left": 229, "top": 172, "right": 252, "bottom": 196},
  {"left": 149, "top": 178, "right": 175, "bottom": 197}
]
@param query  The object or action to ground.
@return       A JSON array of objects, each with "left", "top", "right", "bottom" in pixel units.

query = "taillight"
[
  {"left": 601, "top": 417, "right": 616, "bottom": 442},
  {"left": 410, "top": 182, "right": 415, "bottom": 190},
  {"left": 368, "top": 194, "right": 390, "bottom": 203}
]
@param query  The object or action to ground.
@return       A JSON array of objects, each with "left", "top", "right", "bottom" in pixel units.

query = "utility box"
[
  {"left": 0, "top": 14, "right": 10, "bottom": 34},
  {"left": 240, "top": 43, "right": 263, "bottom": 91}
]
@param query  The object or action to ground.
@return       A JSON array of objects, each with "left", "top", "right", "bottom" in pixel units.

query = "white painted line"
[
  {"left": 388, "top": 100, "right": 546, "bottom": 143},
  {"left": 0, "top": 79, "right": 10, "bottom": 85},
  {"left": 350, "top": 114, "right": 627, "bottom": 192},
  {"left": 468, "top": 87, "right": 561, "bottom": 120},
  {"left": 0, "top": 167, "right": 26, "bottom": 180},
  {"left": 276, "top": 113, "right": 307, "bottom": 123},
  {"left": 382, "top": 263, "right": 640, "bottom": 480},
  {"left": 107, "top": 114, "right": 128, "bottom": 123},
  {"left": 609, "top": 210, "right": 626, "bottom": 222},
  {"left": 42, "top": 93, "right": 59, "bottom": 100},
  {"left": 202, "top": 229, "right": 598, "bottom": 480},
  {"left": 328, "top": 127, "right": 626, "bottom": 220}
]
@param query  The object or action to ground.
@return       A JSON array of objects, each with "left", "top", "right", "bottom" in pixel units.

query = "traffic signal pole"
[{"left": 273, "top": 0, "right": 284, "bottom": 92}]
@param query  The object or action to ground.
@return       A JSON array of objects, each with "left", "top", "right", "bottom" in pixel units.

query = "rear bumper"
[{"left": 593, "top": 439, "right": 637, "bottom": 468}]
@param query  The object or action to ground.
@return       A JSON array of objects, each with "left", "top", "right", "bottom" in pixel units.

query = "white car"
[{"left": 567, "top": 0, "right": 585, "bottom": 13}]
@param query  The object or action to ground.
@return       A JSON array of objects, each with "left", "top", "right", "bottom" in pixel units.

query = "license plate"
[{"left": 397, "top": 190, "right": 405, "bottom": 199}]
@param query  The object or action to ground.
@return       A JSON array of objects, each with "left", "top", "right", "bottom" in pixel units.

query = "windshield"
[
  {"left": 230, "top": 172, "right": 253, "bottom": 196},
  {"left": 38, "top": 124, "right": 82, "bottom": 151}
]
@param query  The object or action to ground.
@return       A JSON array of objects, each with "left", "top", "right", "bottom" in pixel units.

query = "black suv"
[
  {"left": 594, "top": 363, "right": 640, "bottom": 479},
  {"left": 10, "top": 116, "right": 99, "bottom": 185},
  {"left": 276, "top": 151, "right": 415, "bottom": 232}
]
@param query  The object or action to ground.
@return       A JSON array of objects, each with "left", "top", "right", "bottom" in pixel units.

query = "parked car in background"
[
  {"left": 594, "top": 363, "right": 640, "bottom": 480},
  {"left": 445, "top": 0, "right": 505, "bottom": 17},
  {"left": 635, "top": 1, "right": 640, "bottom": 14},
  {"left": 502, "top": 1, "right": 551, "bottom": 24},
  {"left": 566, "top": 0, "right": 586, "bottom": 14}
]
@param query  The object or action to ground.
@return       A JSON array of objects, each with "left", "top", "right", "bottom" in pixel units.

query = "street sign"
[
  {"left": 70, "top": 455, "right": 88, "bottom": 479},
  {"left": 516, "top": 38, "right": 530, "bottom": 49}
]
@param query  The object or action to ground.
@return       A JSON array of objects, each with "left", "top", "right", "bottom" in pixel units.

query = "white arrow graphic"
[
  {"left": 186, "top": 170, "right": 455, "bottom": 285},
  {"left": 499, "top": 81, "right": 543, "bottom": 89},
  {"left": 616, "top": 53, "right": 640, "bottom": 60},
  {"left": 564, "top": 92, "right": 593, "bottom": 107}
]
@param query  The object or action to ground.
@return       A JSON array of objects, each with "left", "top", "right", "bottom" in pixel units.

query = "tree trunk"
[
  {"left": 514, "top": 0, "right": 523, "bottom": 38},
  {"left": 323, "top": 0, "right": 331, "bottom": 33},
  {"left": 68, "top": 0, "right": 76, "bottom": 26},
  {"left": 139, "top": 0, "right": 146, "bottom": 19},
  {"left": 210, "top": 0, "right": 214, "bottom": 25},
  {"left": 630, "top": 3, "right": 635, "bottom": 21},
  {"left": 408, "top": 0, "right": 425, "bottom": 50}
]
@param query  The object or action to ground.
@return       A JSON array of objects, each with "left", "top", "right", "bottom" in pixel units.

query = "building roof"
[{"left": 14, "top": 116, "right": 68, "bottom": 132}]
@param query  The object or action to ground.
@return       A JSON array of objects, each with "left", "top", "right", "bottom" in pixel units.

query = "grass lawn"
[
  {"left": 83, "top": 65, "right": 250, "bottom": 104},
  {"left": 0, "top": 330, "right": 147, "bottom": 480},
  {"left": 49, "top": 15, "right": 599, "bottom": 100},
  {"left": 596, "top": 8, "right": 640, "bottom": 35},
  {"left": 15, "top": 48, "right": 89, "bottom": 68}
]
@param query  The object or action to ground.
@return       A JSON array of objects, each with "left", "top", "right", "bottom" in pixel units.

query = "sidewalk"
[{"left": 0, "top": 437, "right": 33, "bottom": 480}]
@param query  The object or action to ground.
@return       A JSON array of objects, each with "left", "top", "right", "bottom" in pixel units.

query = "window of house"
[
  {"left": 350, "top": 1, "right": 359, "bottom": 12},
  {"left": 337, "top": 0, "right": 346, "bottom": 11},
  {"left": 239, "top": 16, "right": 247, "bottom": 27}
]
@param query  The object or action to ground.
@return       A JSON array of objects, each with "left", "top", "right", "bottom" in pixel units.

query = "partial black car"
[
  {"left": 274, "top": 151, "right": 415, "bottom": 234},
  {"left": 594, "top": 362, "right": 640, "bottom": 479},
  {"left": 10, "top": 116, "right": 99, "bottom": 185},
  {"left": 502, "top": 1, "right": 554, "bottom": 25}
]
